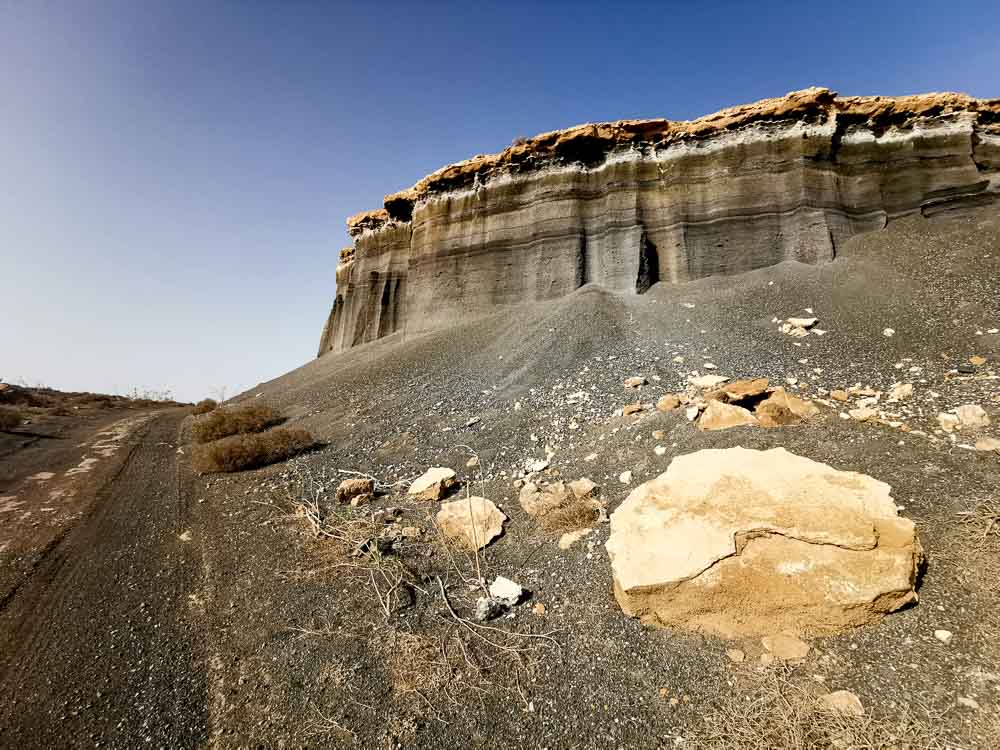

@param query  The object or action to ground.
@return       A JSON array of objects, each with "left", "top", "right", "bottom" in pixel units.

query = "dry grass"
[
  {"left": 191, "top": 427, "right": 314, "bottom": 473},
  {"left": 688, "top": 666, "right": 948, "bottom": 750},
  {"left": 0, "top": 406, "right": 22, "bottom": 431},
  {"left": 190, "top": 403, "right": 281, "bottom": 443},
  {"left": 192, "top": 398, "right": 218, "bottom": 415},
  {"left": 538, "top": 500, "right": 600, "bottom": 534}
]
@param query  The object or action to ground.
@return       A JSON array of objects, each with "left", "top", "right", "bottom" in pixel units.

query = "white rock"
[
  {"left": 883, "top": 328, "right": 895, "bottom": 337},
  {"left": 957, "top": 696, "right": 980, "bottom": 710},
  {"left": 488, "top": 576, "right": 523, "bottom": 606},
  {"left": 685, "top": 406, "right": 700, "bottom": 422},
  {"left": 937, "top": 413, "right": 960, "bottom": 432},
  {"left": 934, "top": 629, "right": 953, "bottom": 644},
  {"left": 525, "top": 457, "right": 550, "bottom": 473},
  {"left": 787, "top": 317, "right": 818, "bottom": 329},
  {"left": 618, "top": 471, "right": 633, "bottom": 485},
  {"left": 819, "top": 690, "right": 865, "bottom": 717},
  {"left": 888, "top": 383, "right": 913, "bottom": 402},
  {"left": 408, "top": 467, "right": 457, "bottom": 501},
  {"left": 688, "top": 374, "right": 729, "bottom": 389},
  {"left": 956, "top": 404, "right": 990, "bottom": 429},
  {"left": 654, "top": 446, "right": 667, "bottom": 456}
]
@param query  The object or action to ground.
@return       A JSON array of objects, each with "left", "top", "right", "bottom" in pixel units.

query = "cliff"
[{"left": 318, "top": 87, "right": 1000, "bottom": 356}]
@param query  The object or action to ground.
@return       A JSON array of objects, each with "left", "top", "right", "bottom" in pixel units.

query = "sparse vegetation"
[
  {"left": 192, "top": 398, "right": 218, "bottom": 415},
  {"left": 689, "top": 666, "right": 946, "bottom": 750},
  {"left": 191, "top": 427, "right": 314, "bottom": 473},
  {"left": 190, "top": 403, "right": 282, "bottom": 444},
  {"left": 0, "top": 406, "right": 23, "bottom": 431}
]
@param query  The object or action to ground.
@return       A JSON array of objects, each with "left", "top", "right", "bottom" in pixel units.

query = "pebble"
[{"left": 934, "top": 629, "right": 953, "bottom": 644}]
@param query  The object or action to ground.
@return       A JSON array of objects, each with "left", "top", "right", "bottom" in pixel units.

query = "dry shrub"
[
  {"left": 539, "top": 501, "right": 600, "bottom": 534},
  {"left": 191, "top": 403, "right": 281, "bottom": 443},
  {"left": 192, "top": 427, "right": 314, "bottom": 473},
  {"left": 192, "top": 398, "right": 218, "bottom": 415},
  {"left": 0, "top": 406, "right": 22, "bottom": 431},
  {"left": 689, "top": 666, "right": 946, "bottom": 750}
]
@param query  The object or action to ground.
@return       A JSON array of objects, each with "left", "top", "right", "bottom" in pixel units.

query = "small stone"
[
  {"left": 466, "top": 456, "right": 480, "bottom": 468},
  {"left": 938, "top": 413, "right": 960, "bottom": 432},
  {"left": 888, "top": 383, "right": 913, "bottom": 402},
  {"left": 525, "top": 457, "right": 550, "bottom": 473},
  {"left": 725, "top": 649, "right": 745, "bottom": 664},
  {"left": 474, "top": 597, "right": 505, "bottom": 622},
  {"left": 532, "top": 602, "right": 546, "bottom": 617},
  {"left": 957, "top": 696, "right": 980, "bottom": 710},
  {"left": 488, "top": 576, "right": 523, "bottom": 606},
  {"left": 883, "top": 328, "right": 895, "bottom": 337},
  {"left": 819, "top": 690, "right": 865, "bottom": 717},
  {"left": 408, "top": 467, "right": 457, "bottom": 501},
  {"left": 464, "top": 416, "right": 481, "bottom": 428},
  {"left": 850, "top": 407, "right": 878, "bottom": 422},
  {"left": 584, "top": 453, "right": 598, "bottom": 462},
  {"left": 435, "top": 496, "right": 506, "bottom": 550},
  {"left": 336, "top": 477, "right": 376, "bottom": 504},
  {"left": 969, "top": 355, "right": 987, "bottom": 366},
  {"left": 787, "top": 317, "right": 818, "bottom": 329},
  {"left": 685, "top": 406, "right": 700, "bottom": 422},
  {"left": 761, "top": 633, "right": 811, "bottom": 661},
  {"left": 568, "top": 477, "right": 598, "bottom": 499},
  {"left": 697, "top": 400, "right": 759, "bottom": 431},
  {"left": 619, "top": 471, "right": 633, "bottom": 485},
  {"left": 656, "top": 394, "right": 682, "bottom": 412},
  {"left": 623, "top": 403, "right": 646, "bottom": 416},
  {"left": 178, "top": 530, "right": 192, "bottom": 542},
  {"left": 624, "top": 376, "right": 647, "bottom": 388},
  {"left": 956, "top": 404, "right": 990, "bottom": 429},
  {"left": 688, "top": 374, "right": 729, "bottom": 389},
  {"left": 652, "top": 430, "right": 666, "bottom": 440},
  {"left": 934, "top": 629, "right": 953, "bottom": 644},
  {"left": 559, "top": 527, "right": 594, "bottom": 549},
  {"left": 350, "top": 493, "right": 373, "bottom": 507},
  {"left": 400, "top": 526, "right": 421, "bottom": 538},
  {"left": 830, "top": 390, "right": 849, "bottom": 402},
  {"left": 975, "top": 438, "right": 1000, "bottom": 453},
  {"left": 755, "top": 387, "right": 820, "bottom": 427},
  {"left": 654, "top": 446, "right": 667, "bottom": 456}
]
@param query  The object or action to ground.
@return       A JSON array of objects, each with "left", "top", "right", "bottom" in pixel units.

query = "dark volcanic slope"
[{"left": 205, "top": 205, "right": 999, "bottom": 748}]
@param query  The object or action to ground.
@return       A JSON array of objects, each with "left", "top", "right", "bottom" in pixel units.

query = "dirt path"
[{"left": 0, "top": 411, "right": 208, "bottom": 748}]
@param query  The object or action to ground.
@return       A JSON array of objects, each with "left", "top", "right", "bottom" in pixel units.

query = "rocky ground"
[{"left": 1, "top": 207, "right": 998, "bottom": 748}]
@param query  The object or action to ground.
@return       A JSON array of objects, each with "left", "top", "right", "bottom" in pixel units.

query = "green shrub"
[
  {"left": 190, "top": 404, "right": 281, "bottom": 444},
  {"left": 191, "top": 428, "right": 314, "bottom": 473},
  {"left": 192, "top": 398, "right": 218, "bottom": 415}
]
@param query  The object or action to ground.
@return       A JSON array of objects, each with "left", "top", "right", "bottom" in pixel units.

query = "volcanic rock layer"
[{"left": 319, "top": 87, "right": 1000, "bottom": 355}]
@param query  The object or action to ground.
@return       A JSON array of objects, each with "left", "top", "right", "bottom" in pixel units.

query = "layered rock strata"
[{"left": 320, "top": 87, "right": 1000, "bottom": 355}]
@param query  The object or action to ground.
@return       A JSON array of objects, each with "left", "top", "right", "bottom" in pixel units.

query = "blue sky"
[{"left": 2, "top": 0, "right": 998, "bottom": 402}]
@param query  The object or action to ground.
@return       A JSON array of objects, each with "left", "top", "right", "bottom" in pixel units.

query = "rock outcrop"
[
  {"left": 605, "top": 447, "right": 923, "bottom": 638},
  {"left": 320, "top": 87, "right": 1000, "bottom": 356}
]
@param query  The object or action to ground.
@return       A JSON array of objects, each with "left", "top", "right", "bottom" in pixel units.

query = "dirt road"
[{"left": 0, "top": 411, "right": 207, "bottom": 748}]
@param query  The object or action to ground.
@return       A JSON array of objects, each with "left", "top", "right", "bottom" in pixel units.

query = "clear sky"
[{"left": 3, "top": 0, "right": 998, "bottom": 402}]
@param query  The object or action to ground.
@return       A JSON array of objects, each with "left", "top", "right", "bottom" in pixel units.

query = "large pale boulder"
[
  {"left": 605, "top": 447, "right": 923, "bottom": 638},
  {"left": 436, "top": 496, "right": 506, "bottom": 550}
]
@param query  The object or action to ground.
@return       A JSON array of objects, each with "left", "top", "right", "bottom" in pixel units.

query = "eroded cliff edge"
[{"left": 319, "top": 87, "right": 1000, "bottom": 356}]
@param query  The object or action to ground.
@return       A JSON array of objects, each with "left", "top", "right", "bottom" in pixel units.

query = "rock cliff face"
[{"left": 319, "top": 87, "right": 1000, "bottom": 356}]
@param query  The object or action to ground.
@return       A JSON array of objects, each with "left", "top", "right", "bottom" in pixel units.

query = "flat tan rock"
[
  {"left": 656, "top": 394, "right": 683, "bottom": 412},
  {"left": 830, "top": 390, "right": 849, "bottom": 402},
  {"left": 689, "top": 374, "right": 729, "bottom": 389},
  {"left": 436, "top": 496, "right": 506, "bottom": 550},
  {"left": 697, "top": 400, "right": 758, "bottom": 431},
  {"left": 408, "top": 467, "right": 456, "bottom": 501},
  {"left": 819, "top": 690, "right": 865, "bottom": 716},
  {"left": 755, "top": 387, "right": 820, "bottom": 427},
  {"left": 605, "top": 447, "right": 923, "bottom": 638},
  {"left": 558, "top": 527, "right": 593, "bottom": 550},
  {"left": 708, "top": 378, "right": 769, "bottom": 404},
  {"left": 624, "top": 376, "right": 647, "bottom": 388},
  {"left": 762, "top": 633, "right": 811, "bottom": 660}
]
